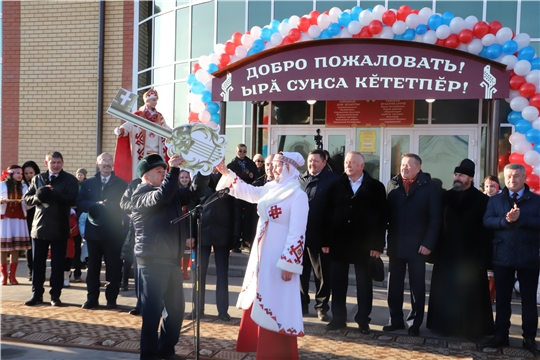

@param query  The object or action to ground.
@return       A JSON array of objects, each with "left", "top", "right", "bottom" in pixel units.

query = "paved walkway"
[{"left": 1, "top": 259, "right": 538, "bottom": 359}]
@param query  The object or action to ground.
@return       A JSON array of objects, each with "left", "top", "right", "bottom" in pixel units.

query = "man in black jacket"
[
  {"left": 299, "top": 149, "right": 339, "bottom": 321},
  {"left": 132, "top": 154, "right": 208, "bottom": 360},
  {"left": 23, "top": 151, "right": 79, "bottom": 306},
  {"left": 323, "top": 151, "right": 386, "bottom": 334},
  {"left": 76, "top": 153, "right": 128, "bottom": 310},
  {"left": 384, "top": 153, "right": 441, "bottom": 336}
]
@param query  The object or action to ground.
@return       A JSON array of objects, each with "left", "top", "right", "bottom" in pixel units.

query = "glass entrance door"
[{"left": 383, "top": 128, "right": 479, "bottom": 190}]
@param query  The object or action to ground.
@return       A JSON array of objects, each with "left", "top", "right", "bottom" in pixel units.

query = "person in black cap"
[
  {"left": 132, "top": 153, "right": 208, "bottom": 360},
  {"left": 76, "top": 152, "right": 128, "bottom": 310},
  {"left": 426, "top": 158, "right": 494, "bottom": 339}
]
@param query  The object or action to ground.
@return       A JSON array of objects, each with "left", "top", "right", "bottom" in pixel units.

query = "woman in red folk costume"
[
  {"left": 113, "top": 88, "right": 171, "bottom": 182},
  {"left": 0, "top": 165, "right": 33, "bottom": 285}
]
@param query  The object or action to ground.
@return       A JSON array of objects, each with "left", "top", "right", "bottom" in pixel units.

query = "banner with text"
[{"left": 326, "top": 100, "right": 414, "bottom": 127}]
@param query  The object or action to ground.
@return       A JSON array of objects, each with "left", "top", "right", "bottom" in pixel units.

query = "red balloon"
[
  {"left": 534, "top": 187, "right": 540, "bottom": 195},
  {"left": 526, "top": 174, "right": 540, "bottom": 189},
  {"left": 488, "top": 20, "right": 502, "bottom": 35},
  {"left": 445, "top": 34, "right": 460, "bottom": 49},
  {"left": 369, "top": 20, "right": 383, "bottom": 35},
  {"left": 382, "top": 10, "right": 397, "bottom": 26},
  {"left": 281, "top": 36, "right": 294, "bottom": 46},
  {"left": 231, "top": 32, "right": 242, "bottom": 46},
  {"left": 224, "top": 41, "right": 236, "bottom": 56},
  {"left": 289, "top": 28, "right": 301, "bottom": 42},
  {"left": 309, "top": 10, "right": 320, "bottom": 25},
  {"left": 473, "top": 21, "right": 489, "bottom": 39},
  {"left": 188, "top": 112, "right": 200, "bottom": 122},
  {"left": 263, "top": 115, "right": 269, "bottom": 125},
  {"left": 498, "top": 155, "right": 510, "bottom": 172},
  {"left": 529, "top": 93, "right": 540, "bottom": 109},
  {"left": 219, "top": 53, "right": 230, "bottom": 66},
  {"left": 510, "top": 75, "right": 526, "bottom": 90},
  {"left": 323, "top": 10, "right": 329, "bottom": 15},
  {"left": 397, "top": 5, "right": 411, "bottom": 21},
  {"left": 435, "top": 38, "right": 446, "bottom": 46},
  {"left": 352, "top": 32, "right": 362, "bottom": 38},
  {"left": 359, "top": 27, "right": 373, "bottom": 38},
  {"left": 509, "top": 152, "right": 524, "bottom": 164},
  {"left": 524, "top": 163, "right": 534, "bottom": 176},
  {"left": 411, "top": 9, "right": 419, "bottom": 15},
  {"left": 192, "top": 63, "right": 201, "bottom": 73},
  {"left": 298, "top": 17, "right": 310, "bottom": 32},
  {"left": 458, "top": 29, "right": 474, "bottom": 44},
  {"left": 520, "top": 83, "right": 537, "bottom": 98}
]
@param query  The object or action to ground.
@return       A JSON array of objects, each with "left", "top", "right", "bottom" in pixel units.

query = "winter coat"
[
  {"left": 386, "top": 171, "right": 442, "bottom": 260},
  {"left": 325, "top": 171, "right": 386, "bottom": 263},
  {"left": 227, "top": 156, "right": 258, "bottom": 184},
  {"left": 483, "top": 186, "right": 540, "bottom": 269},
  {"left": 24, "top": 170, "right": 79, "bottom": 240},
  {"left": 197, "top": 187, "right": 235, "bottom": 248},
  {"left": 299, "top": 167, "right": 339, "bottom": 249}
]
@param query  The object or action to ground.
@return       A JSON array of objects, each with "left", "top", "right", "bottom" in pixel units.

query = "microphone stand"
[{"left": 170, "top": 191, "right": 227, "bottom": 360}]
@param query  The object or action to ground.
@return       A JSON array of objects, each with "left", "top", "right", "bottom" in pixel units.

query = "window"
[
  {"left": 248, "top": 0, "right": 271, "bottom": 29},
  {"left": 487, "top": 1, "right": 516, "bottom": 31},
  {"left": 435, "top": 1, "right": 483, "bottom": 19},
  {"left": 431, "top": 99, "right": 479, "bottom": 124},
  {"left": 154, "top": 12, "right": 176, "bottom": 67},
  {"left": 217, "top": 1, "right": 246, "bottom": 44},
  {"left": 272, "top": 101, "right": 310, "bottom": 125},
  {"left": 176, "top": 8, "right": 190, "bottom": 62},
  {"left": 138, "top": 20, "right": 153, "bottom": 72},
  {"left": 174, "top": 82, "right": 189, "bottom": 127},
  {"left": 191, "top": 1, "right": 215, "bottom": 59}
]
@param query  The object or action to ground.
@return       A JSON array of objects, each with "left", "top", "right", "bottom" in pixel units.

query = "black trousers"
[
  {"left": 494, "top": 265, "right": 539, "bottom": 340},
  {"left": 71, "top": 234, "right": 82, "bottom": 279},
  {"left": 330, "top": 259, "right": 373, "bottom": 326},
  {"left": 300, "top": 246, "right": 331, "bottom": 312},
  {"left": 86, "top": 239, "right": 122, "bottom": 304},
  {"left": 31, "top": 238, "right": 66, "bottom": 299},
  {"left": 387, "top": 257, "right": 426, "bottom": 328},
  {"left": 192, "top": 245, "right": 230, "bottom": 315}
]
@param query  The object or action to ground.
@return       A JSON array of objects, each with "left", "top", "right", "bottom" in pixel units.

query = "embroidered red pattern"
[
  {"left": 268, "top": 205, "right": 282, "bottom": 219},
  {"left": 280, "top": 236, "right": 304, "bottom": 265}
]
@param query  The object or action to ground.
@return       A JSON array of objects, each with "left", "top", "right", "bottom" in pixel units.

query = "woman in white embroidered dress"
[{"left": 216, "top": 152, "right": 309, "bottom": 360}]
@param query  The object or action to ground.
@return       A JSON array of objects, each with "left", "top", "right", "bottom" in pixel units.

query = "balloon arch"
[{"left": 186, "top": 4, "right": 540, "bottom": 192}]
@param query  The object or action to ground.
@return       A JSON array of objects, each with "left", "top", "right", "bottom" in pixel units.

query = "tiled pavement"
[{"left": 1, "top": 299, "right": 536, "bottom": 359}]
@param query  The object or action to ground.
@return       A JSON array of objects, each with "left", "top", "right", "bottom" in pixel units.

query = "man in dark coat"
[
  {"left": 76, "top": 153, "right": 128, "bottom": 310},
  {"left": 385, "top": 153, "right": 441, "bottom": 336},
  {"left": 132, "top": 154, "right": 208, "bottom": 360},
  {"left": 483, "top": 163, "right": 540, "bottom": 355},
  {"left": 23, "top": 151, "right": 79, "bottom": 307},
  {"left": 427, "top": 159, "right": 494, "bottom": 339},
  {"left": 299, "top": 149, "right": 339, "bottom": 321},
  {"left": 323, "top": 151, "right": 386, "bottom": 334}
]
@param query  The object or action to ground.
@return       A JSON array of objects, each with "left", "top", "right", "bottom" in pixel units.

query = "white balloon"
[
  {"left": 510, "top": 96, "right": 530, "bottom": 112},
  {"left": 214, "top": 43, "right": 225, "bottom": 55},
  {"left": 204, "top": 79, "right": 212, "bottom": 91},
  {"left": 468, "top": 39, "right": 483, "bottom": 55},
  {"left": 278, "top": 22, "right": 291, "bottom": 36},
  {"left": 250, "top": 26, "right": 262, "bottom": 40},
  {"left": 299, "top": 33, "right": 312, "bottom": 42},
  {"left": 348, "top": 20, "right": 361, "bottom": 35},
  {"left": 289, "top": 15, "right": 300, "bottom": 29},
  {"left": 198, "top": 55, "right": 210, "bottom": 70},
  {"left": 500, "top": 55, "right": 518, "bottom": 70},
  {"left": 198, "top": 110, "right": 211, "bottom": 123},
  {"left": 372, "top": 5, "right": 386, "bottom": 21},
  {"left": 534, "top": 163, "right": 540, "bottom": 176},
  {"left": 235, "top": 45, "right": 247, "bottom": 58},
  {"left": 524, "top": 150, "right": 540, "bottom": 166},
  {"left": 414, "top": 34, "right": 425, "bottom": 43},
  {"left": 380, "top": 26, "right": 395, "bottom": 39},
  {"left": 307, "top": 25, "right": 321, "bottom": 38},
  {"left": 405, "top": 14, "right": 420, "bottom": 29},
  {"left": 449, "top": 17, "right": 466, "bottom": 34},
  {"left": 436, "top": 24, "right": 451, "bottom": 40},
  {"left": 423, "top": 30, "right": 438, "bottom": 44},
  {"left": 264, "top": 42, "right": 275, "bottom": 50},
  {"left": 418, "top": 7, "right": 433, "bottom": 24},
  {"left": 481, "top": 33, "right": 496, "bottom": 46},
  {"left": 230, "top": 55, "right": 240, "bottom": 64},
  {"left": 317, "top": 14, "right": 331, "bottom": 30},
  {"left": 187, "top": 93, "right": 202, "bottom": 104},
  {"left": 359, "top": 10, "right": 374, "bottom": 26},
  {"left": 270, "top": 32, "right": 282, "bottom": 46},
  {"left": 523, "top": 106, "right": 540, "bottom": 121},
  {"left": 509, "top": 132, "right": 526, "bottom": 145},
  {"left": 392, "top": 20, "right": 407, "bottom": 35},
  {"left": 532, "top": 117, "right": 540, "bottom": 130},
  {"left": 514, "top": 140, "right": 533, "bottom": 154},
  {"left": 514, "top": 33, "right": 531, "bottom": 50},
  {"left": 525, "top": 70, "right": 540, "bottom": 88},
  {"left": 190, "top": 100, "right": 205, "bottom": 113},
  {"left": 195, "top": 69, "right": 210, "bottom": 83},
  {"left": 209, "top": 53, "right": 219, "bottom": 65},
  {"left": 328, "top": 7, "right": 342, "bottom": 23},
  {"left": 464, "top": 16, "right": 479, "bottom": 30},
  {"left": 496, "top": 27, "right": 513, "bottom": 45},
  {"left": 241, "top": 34, "right": 254, "bottom": 49},
  {"left": 340, "top": 28, "right": 352, "bottom": 38},
  {"left": 514, "top": 60, "right": 532, "bottom": 76},
  {"left": 509, "top": 89, "right": 521, "bottom": 101},
  {"left": 458, "top": 43, "right": 469, "bottom": 51}
]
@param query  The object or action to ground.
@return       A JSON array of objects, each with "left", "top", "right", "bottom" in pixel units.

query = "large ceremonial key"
[{"left": 107, "top": 88, "right": 227, "bottom": 175}]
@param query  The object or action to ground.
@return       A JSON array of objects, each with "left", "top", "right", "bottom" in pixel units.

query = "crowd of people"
[{"left": 1, "top": 145, "right": 539, "bottom": 360}]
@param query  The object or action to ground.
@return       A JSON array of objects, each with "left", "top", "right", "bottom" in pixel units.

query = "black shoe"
[
  {"left": 359, "top": 324, "right": 371, "bottom": 335},
  {"left": 129, "top": 308, "right": 140, "bottom": 316},
  {"left": 73, "top": 277, "right": 82, "bottom": 283},
  {"left": 121, "top": 285, "right": 128, "bottom": 291},
  {"left": 50, "top": 298, "right": 63, "bottom": 307},
  {"left": 218, "top": 313, "right": 231, "bottom": 321},
  {"left": 231, "top": 248, "right": 241, "bottom": 254},
  {"left": 81, "top": 300, "right": 99, "bottom": 309},
  {"left": 382, "top": 323, "right": 406, "bottom": 332},
  {"left": 317, "top": 309, "right": 330, "bottom": 322},
  {"left": 106, "top": 302, "right": 117, "bottom": 309},
  {"left": 157, "top": 353, "right": 186, "bottom": 360},
  {"left": 408, "top": 326, "right": 420, "bottom": 336},
  {"left": 24, "top": 296, "right": 43, "bottom": 306},
  {"left": 483, "top": 336, "right": 510, "bottom": 349},
  {"left": 523, "top": 338, "right": 539, "bottom": 356},
  {"left": 326, "top": 322, "right": 347, "bottom": 331}
]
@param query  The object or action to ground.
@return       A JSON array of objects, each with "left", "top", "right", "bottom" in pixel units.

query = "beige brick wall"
[{"left": 18, "top": 1, "right": 125, "bottom": 175}]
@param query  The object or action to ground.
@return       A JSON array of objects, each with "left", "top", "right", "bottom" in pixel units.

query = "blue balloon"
[
  {"left": 502, "top": 40, "right": 518, "bottom": 55},
  {"left": 206, "top": 101, "right": 220, "bottom": 114},
  {"left": 393, "top": 33, "right": 404, "bottom": 40},
  {"left": 518, "top": 46, "right": 536, "bottom": 61},
  {"left": 207, "top": 63, "right": 219, "bottom": 73},
  {"left": 201, "top": 90, "right": 212, "bottom": 103},
  {"left": 526, "top": 129, "right": 540, "bottom": 144},
  {"left": 507, "top": 111, "right": 524, "bottom": 125},
  {"left": 428, "top": 14, "right": 442, "bottom": 30},
  {"left": 187, "top": 73, "right": 197, "bottom": 85},
  {"left": 338, "top": 12, "right": 351, "bottom": 27},
  {"left": 252, "top": 39, "right": 265, "bottom": 52},
  {"left": 270, "top": 19, "right": 280, "bottom": 31},
  {"left": 479, "top": 46, "right": 488, "bottom": 58},
  {"left": 367, "top": 8, "right": 373, "bottom": 12},
  {"left": 441, "top": 11, "right": 454, "bottom": 25},
  {"left": 319, "top": 29, "right": 331, "bottom": 39},
  {"left": 350, "top": 6, "right": 363, "bottom": 21},
  {"left": 486, "top": 44, "right": 503, "bottom": 59},
  {"left": 210, "top": 113, "right": 220, "bottom": 124},
  {"left": 515, "top": 119, "right": 533, "bottom": 134},
  {"left": 531, "top": 58, "right": 540, "bottom": 70},
  {"left": 260, "top": 27, "right": 272, "bottom": 41},
  {"left": 247, "top": 47, "right": 258, "bottom": 57},
  {"left": 282, "top": 18, "right": 289, "bottom": 23},
  {"left": 416, "top": 24, "right": 428, "bottom": 35},
  {"left": 534, "top": 143, "right": 540, "bottom": 154},
  {"left": 403, "top": 28, "right": 416, "bottom": 41},
  {"left": 328, "top": 23, "right": 341, "bottom": 36},
  {"left": 190, "top": 81, "right": 205, "bottom": 95}
]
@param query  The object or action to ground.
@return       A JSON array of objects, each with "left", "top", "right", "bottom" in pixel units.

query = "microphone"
[{"left": 215, "top": 187, "right": 230, "bottom": 198}]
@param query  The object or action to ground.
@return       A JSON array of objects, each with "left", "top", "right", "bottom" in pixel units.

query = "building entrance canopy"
[{"left": 212, "top": 39, "right": 509, "bottom": 102}]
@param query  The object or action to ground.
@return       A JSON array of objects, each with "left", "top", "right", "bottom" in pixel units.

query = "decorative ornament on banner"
[{"left": 188, "top": 5, "right": 539, "bottom": 191}]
